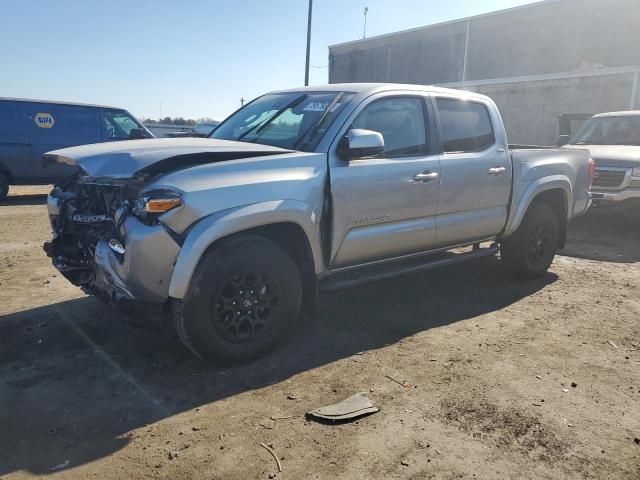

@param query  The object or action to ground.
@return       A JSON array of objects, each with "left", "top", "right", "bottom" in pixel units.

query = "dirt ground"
[{"left": 0, "top": 185, "right": 639, "bottom": 480}]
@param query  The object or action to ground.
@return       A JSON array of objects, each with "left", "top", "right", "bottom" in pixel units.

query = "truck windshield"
[
  {"left": 210, "top": 91, "right": 350, "bottom": 151},
  {"left": 571, "top": 116, "right": 640, "bottom": 146}
]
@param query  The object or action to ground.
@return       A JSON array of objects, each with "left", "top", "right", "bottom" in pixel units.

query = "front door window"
[
  {"left": 351, "top": 97, "right": 428, "bottom": 157},
  {"left": 103, "top": 111, "right": 142, "bottom": 140}
]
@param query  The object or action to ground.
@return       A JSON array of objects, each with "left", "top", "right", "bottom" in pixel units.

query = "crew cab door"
[
  {"left": 432, "top": 96, "right": 511, "bottom": 247},
  {"left": 328, "top": 93, "right": 441, "bottom": 268}
]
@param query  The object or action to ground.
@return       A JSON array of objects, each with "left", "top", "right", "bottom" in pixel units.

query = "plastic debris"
[{"left": 306, "top": 393, "right": 379, "bottom": 422}]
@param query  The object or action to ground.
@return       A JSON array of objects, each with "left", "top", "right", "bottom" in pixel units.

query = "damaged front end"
[
  {"left": 41, "top": 137, "right": 296, "bottom": 313},
  {"left": 44, "top": 172, "right": 182, "bottom": 311}
]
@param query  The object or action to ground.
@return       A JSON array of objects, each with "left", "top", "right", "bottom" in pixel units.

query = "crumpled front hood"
[
  {"left": 566, "top": 144, "right": 640, "bottom": 168},
  {"left": 44, "top": 138, "right": 293, "bottom": 178}
]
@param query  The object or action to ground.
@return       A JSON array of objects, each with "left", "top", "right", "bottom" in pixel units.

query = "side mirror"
[
  {"left": 338, "top": 129, "right": 385, "bottom": 160},
  {"left": 557, "top": 135, "right": 570, "bottom": 147},
  {"left": 129, "top": 128, "right": 146, "bottom": 140}
]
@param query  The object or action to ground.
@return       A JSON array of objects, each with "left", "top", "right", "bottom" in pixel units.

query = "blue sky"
[{"left": 1, "top": 0, "right": 534, "bottom": 120}]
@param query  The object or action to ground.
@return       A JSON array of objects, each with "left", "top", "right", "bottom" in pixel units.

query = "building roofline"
[
  {"left": 328, "top": 0, "right": 561, "bottom": 50},
  {"left": 0, "top": 96, "right": 124, "bottom": 110},
  {"left": 437, "top": 65, "right": 640, "bottom": 88}
]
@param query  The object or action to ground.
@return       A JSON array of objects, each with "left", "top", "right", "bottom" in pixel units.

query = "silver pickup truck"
[
  {"left": 44, "top": 84, "right": 592, "bottom": 362},
  {"left": 561, "top": 111, "right": 640, "bottom": 203}
]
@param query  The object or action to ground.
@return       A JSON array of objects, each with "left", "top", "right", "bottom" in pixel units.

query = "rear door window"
[{"left": 436, "top": 98, "right": 495, "bottom": 153}]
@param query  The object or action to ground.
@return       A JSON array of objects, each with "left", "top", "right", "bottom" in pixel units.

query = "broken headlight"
[{"left": 132, "top": 191, "right": 182, "bottom": 220}]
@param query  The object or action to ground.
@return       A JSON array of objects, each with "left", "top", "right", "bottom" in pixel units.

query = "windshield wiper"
[
  {"left": 293, "top": 92, "right": 344, "bottom": 151},
  {"left": 236, "top": 94, "right": 308, "bottom": 143}
]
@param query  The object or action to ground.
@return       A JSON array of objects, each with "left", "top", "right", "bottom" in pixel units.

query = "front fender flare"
[
  {"left": 502, "top": 175, "right": 572, "bottom": 237},
  {"left": 168, "top": 200, "right": 323, "bottom": 299}
]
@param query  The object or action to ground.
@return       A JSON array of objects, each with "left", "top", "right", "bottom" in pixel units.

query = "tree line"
[{"left": 143, "top": 117, "right": 197, "bottom": 126}]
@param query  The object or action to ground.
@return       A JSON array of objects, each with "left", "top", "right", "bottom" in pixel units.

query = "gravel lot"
[{"left": 1, "top": 186, "right": 639, "bottom": 479}]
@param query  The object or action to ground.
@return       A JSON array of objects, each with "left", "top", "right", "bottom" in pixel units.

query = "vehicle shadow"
[
  {"left": 0, "top": 194, "right": 47, "bottom": 206},
  {"left": 0, "top": 257, "right": 556, "bottom": 476},
  {"left": 562, "top": 202, "right": 640, "bottom": 263}
]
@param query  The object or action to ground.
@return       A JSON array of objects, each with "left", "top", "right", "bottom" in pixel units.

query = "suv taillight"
[{"left": 588, "top": 158, "right": 595, "bottom": 191}]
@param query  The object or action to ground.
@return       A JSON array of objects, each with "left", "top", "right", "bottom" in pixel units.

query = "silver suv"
[{"left": 44, "top": 84, "right": 592, "bottom": 362}]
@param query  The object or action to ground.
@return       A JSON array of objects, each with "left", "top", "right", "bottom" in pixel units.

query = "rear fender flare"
[
  {"left": 168, "top": 200, "right": 323, "bottom": 299},
  {"left": 502, "top": 176, "right": 572, "bottom": 237}
]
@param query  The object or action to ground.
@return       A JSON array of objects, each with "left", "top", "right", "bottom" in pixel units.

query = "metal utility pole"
[
  {"left": 363, "top": 7, "right": 368, "bottom": 39},
  {"left": 304, "top": 0, "right": 313, "bottom": 86}
]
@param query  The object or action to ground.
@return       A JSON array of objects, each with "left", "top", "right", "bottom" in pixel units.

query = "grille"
[{"left": 593, "top": 169, "right": 626, "bottom": 188}]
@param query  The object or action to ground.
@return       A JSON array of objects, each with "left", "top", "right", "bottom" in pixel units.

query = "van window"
[
  {"left": 103, "top": 111, "right": 141, "bottom": 140},
  {"left": 351, "top": 97, "right": 428, "bottom": 157},
  {"left": 436, "top": 99, "right": 494, "bottom": 153}
]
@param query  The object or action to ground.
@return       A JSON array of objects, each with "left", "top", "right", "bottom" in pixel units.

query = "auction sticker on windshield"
[
  {"left": 303, "top": 102, "right": 329, "bottom": 112},
  {"left": 34, "top": 113, "right": 55, "bottom": 128}
]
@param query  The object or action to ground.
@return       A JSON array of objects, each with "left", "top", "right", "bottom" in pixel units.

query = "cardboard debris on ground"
[{"left": 306, "top": 393, "right": 379, "bottom": 422}]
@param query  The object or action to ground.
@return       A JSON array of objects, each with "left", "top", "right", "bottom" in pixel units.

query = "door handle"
[
  {"left": 414, "top": 171, "right": 439, "bottom": 182},
  {"left": 488, "top": 166, "right": 507, "bottom": 176}
]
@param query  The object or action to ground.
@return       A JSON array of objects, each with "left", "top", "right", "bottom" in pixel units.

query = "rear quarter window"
[{"left": 436, "top": 98, "right": 495, "bottom": 153}]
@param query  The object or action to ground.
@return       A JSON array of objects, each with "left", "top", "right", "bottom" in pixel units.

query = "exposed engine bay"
[{"left": 44, "top": 173, "right": 143, "bottom": 298}]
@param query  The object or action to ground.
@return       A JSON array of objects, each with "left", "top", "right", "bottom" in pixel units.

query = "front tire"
[
  {"left": 0, "top": 173, "right": 9, "bottom": 202},
  {"left": 501, "top": 202, "right": 559, "bottom": 278},
  {"left": 173, "top": 236, "right": 302, "bottom": 363}
]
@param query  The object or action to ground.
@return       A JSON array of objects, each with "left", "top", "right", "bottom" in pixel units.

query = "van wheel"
[
  {"left": 501, "top": 203, "right": 559, "bottom": 278},
  {"left": 172, "top": 236, "right": 302, "bottom": 363},
  {"left": 0, "top": 173, "right": 9, "bottom": 201}
]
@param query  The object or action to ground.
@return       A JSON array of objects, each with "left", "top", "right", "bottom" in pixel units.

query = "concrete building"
[{"left": 328, "top": 0, "right": 640, "bottom": 145}]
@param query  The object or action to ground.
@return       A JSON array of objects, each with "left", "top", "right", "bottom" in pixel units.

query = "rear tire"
[
  {"left": 172, "top": 236, "right": 302, "bottom": 363},
  {"left": 0, "top": 173, "right": 9, "bottom": 201},
  {"left": 501, "top": 202, "right": 559, "bottom": 279}
]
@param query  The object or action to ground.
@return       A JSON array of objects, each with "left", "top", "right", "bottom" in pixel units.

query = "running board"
[{"left": 319, "top": 243, "right": 499, "bottom": 292}]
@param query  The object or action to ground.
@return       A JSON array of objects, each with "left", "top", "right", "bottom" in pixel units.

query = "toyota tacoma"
[{"left": 44, "top": 84, "right": 593, "bottom": 362}]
